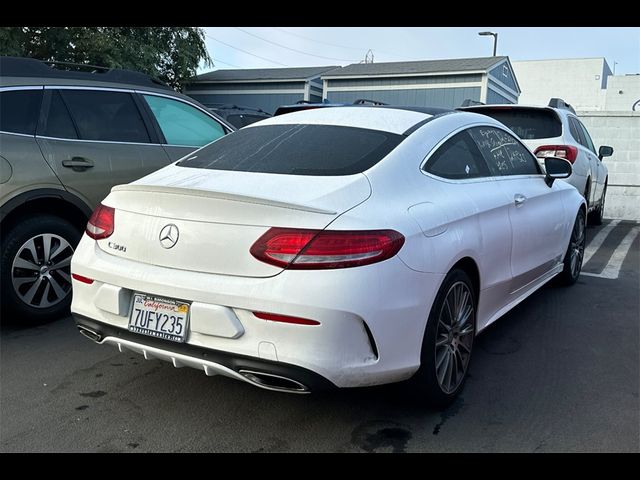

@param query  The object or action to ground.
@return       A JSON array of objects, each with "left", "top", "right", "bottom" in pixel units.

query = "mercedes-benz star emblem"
[{"left": 159, "top": 224, "right": 179, "bottom": 249}]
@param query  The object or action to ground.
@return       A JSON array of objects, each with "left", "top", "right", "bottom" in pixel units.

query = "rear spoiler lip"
[{"left": 110, "top": 183, "right": 338, "bottom": 215}]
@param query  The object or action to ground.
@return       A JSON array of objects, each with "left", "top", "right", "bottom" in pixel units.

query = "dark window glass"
[
  {"left": 469, "top": 126, "right": 541, "bottom": 176},
  {"left": 41, "top": 90, "right": 78, "bottom": 139},
  {"left": 178, "top": 124, "right": 404, "bottom": 176},
  {"left": 469, "top": 108, "right": 562, "bottom": 139},
  {"left": 577, "top": 120, "right": 596, "bottom": 154},
  {"left": 568, "top": 117, "right": 584, "bottom": 145},
  {"left": 0, "top": 89, "right": 43, "bottom": 135},
  {"left": 60, "top": 90, "right": 150, "bottom": 143},
  {"left": 225, "top": 114, "right": 268, "bottom": 128},
  {"left": 424, "top": 130, "right": 490, "bottom": 179}
]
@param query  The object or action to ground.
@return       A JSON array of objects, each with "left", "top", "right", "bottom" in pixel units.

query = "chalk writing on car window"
[{"left": 469, "top": 127, "right": 531, "bottom": 174}]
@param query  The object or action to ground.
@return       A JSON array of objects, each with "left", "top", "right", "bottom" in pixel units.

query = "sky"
[{"left": 199, "top": 27, "right": 640, "bottom": 76}]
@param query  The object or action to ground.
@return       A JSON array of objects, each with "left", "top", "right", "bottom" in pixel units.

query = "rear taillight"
[
  {"left": 250, "top": 228, "right": 405, "bottom": 269},
  {"left": 86, "top": 203, "right": 115, "bottom": 240},
  {"left": 534, "top": 145, "right": 579, "bottom": 164}
]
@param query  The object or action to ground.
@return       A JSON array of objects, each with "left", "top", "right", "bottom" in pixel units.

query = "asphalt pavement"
[{"left": 1, "top": 219, "right": 638, "bottom": 452}]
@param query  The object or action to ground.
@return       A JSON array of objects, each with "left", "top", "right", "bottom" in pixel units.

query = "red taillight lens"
[
  {"left": 250, "top": 227, "right": 405, "bottom": 269},
  {"left": 72, "top": 273, "right": 94, "bottom": 284},
  {"left": 534, "top": 145, "right": 579, "bottom": 164},
  {"left": 86, "top": 204, "right": 115, "bottom": 240},
  {"left": 253, "top": 311, "right": 320, "bottom": 326}
]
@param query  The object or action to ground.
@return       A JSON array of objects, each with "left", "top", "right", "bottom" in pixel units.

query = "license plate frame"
[{"left": 128, "top": 293, "right": 190, "bottom": 343}]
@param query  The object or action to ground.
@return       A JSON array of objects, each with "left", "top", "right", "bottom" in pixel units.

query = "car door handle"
[
  {"left": 514, "top": 194, "right": 527, "bottom": 206},
  {"left": 62, "top": 157, "right": 94, "bottom": 171}
]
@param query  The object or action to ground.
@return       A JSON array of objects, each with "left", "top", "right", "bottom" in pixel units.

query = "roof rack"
[
  {"left": 460, "top": 99, "right": 485, "bottom": 107},
  {"left": 0, "top": 56, "right": 172, "bottom": 90},
  {"left": 353, "top": 98, "right": 387, "bottom": 106},
  {"left": 548, "top": 97, "right": 576, "bottom": 115}
]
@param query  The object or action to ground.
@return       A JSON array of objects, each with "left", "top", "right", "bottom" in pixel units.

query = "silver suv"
[
  {"left": 461, "top": 98, "right": 613, "bottom": 225},
  {"left": 0, "top": 56, "right": 234, "bottom": 323}
]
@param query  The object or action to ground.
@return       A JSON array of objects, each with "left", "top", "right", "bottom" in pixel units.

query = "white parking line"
[
  {"left": 583, "top": 219, "right": 621, "bottom": 265},
  {"left": 582, "top": 226, "right": 640, "bottom": 279}
]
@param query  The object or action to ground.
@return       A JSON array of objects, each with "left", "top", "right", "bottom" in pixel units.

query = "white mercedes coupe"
[{"left": 71, "top": 106, "right": 587, "bottom": 407}]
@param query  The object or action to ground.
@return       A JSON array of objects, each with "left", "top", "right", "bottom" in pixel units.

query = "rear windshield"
[
  {"left": 471, "top": 108, "right": 562, "bottom": 140},
  {"left": 177, "top": 124, "right": 404, "bottom": 176}
]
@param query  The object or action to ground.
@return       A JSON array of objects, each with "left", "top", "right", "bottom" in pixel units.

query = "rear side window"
[
  {"left": 40, "top": 90, "right": 78, "bottom": 139},
  {"left": 568, "top": 117, "right": 584, "bottom": 145},
  {"left": 469, "top": 126, "right": 541, "bottom": 176},
  {"left": 60, "top": 90, "right": 150, "bottom": 143},
  {"left": 0, "top": 89, "right": 43, "bottom": 135},
  {"left": 423, "top": 130, "right": 490, "bottom": 179},
  {"left": 144, "top": 95, "right": 225, "bottom": 146},
  {"left": 471, "top": 108, "right": 562, "bottom": 139},
  {"left": 178, "top": 124, "right": 404, "bottom": 176},
  {"left": 577, "top": 120, "right": 596, "bottom": 154}
]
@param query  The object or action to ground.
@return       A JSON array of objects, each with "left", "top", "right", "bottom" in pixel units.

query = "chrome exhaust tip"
[
  {"left": 239, "top": 370, "right": 309, "bottom": 393},
  {"left": 77, "top": 326, "right": 102, "bottom": 343}
]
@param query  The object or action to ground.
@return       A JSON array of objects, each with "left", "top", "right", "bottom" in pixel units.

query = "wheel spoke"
[
  {"left": 23, "top": 237, "right": 40, "bottom": 264},
  {"left": 436, "top": 335, "right": 449, "bottom": 347},
  {"left": 37, "top": 282, "right": 52, "bottom": 307},
  {"left": 48, "top": 241, "right": 69, "bottom": 262},
  {"left": 13, "top": 257, "right": 40, "bottom": 271},
  {"left": 13, "top": 275, "right": 38, "bottom": 288},
  {"left": 444, "top": 351, "right": 454, "bottom": 392},
  {"left": 42, "top": 234, "right": 53, "bottom": 263},
  {"left": 50, "top": 256, "right": 71, "bottom": 271},
  {"left": 437, "top": 350, "right": 450, "bottom": 385},
  {"left": 22, "top": 277, "right": 44, "bottom": 304},
  {"left": 48, "top": 275, "right": 67, "bottom": 300},
  {"left": 56, "top": 270, "right": 71, "bottom": 283}
]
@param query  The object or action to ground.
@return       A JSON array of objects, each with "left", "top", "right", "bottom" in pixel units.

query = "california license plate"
[{"left": 128, "top": 293, "right": 190, "bottom": 343}]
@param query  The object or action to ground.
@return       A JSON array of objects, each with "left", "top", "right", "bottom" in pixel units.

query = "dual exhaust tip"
[{"left": 77, "top": 325, "right": 309, "bottom": 393}]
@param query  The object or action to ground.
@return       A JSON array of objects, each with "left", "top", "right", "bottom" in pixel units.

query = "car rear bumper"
[
  {"left": 70, "top": 235, "right": 445, "bottom": 389},
  {"left": 73, "top": 314, "right": 334, "bottom": 393}
]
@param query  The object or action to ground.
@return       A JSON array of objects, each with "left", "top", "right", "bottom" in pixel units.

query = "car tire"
[
  {"left": 0, "top": 215, "right": 82, "bottom": 325},
  {"left": 410, "top": 269, "right": 476, "bottom": 409},
  {"left": 557, "top": 209, "right": 586, "bottom": 286},
  {"left": 583, "top": 179, "right": 591, "bottom": 210},
  {"left": 588, "top": 182, "right": 606, "bottom": 226}
]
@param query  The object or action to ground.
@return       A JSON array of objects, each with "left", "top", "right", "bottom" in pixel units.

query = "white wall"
[
  {"left": 578, "top": 112, "right": 640, "bottom": 220},
  {"left": 513, "top": 58, "right": 610, "bottom": 110},
  {"left": 604, "top": 75, "right": 640, "bottom": 111}
]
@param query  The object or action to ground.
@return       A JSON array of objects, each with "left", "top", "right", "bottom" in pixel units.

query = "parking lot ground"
[{"left": 1, "top": 219, "right": 638, "bottom": 452}]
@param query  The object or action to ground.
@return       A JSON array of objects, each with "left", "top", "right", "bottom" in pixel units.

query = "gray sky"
[{"left": 200, "top": 27, "right": 640, "bottom": 75}]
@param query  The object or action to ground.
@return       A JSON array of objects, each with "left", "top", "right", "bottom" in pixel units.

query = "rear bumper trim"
[{"left": 73, "top": 314, "right": 335, "bottom": 393}]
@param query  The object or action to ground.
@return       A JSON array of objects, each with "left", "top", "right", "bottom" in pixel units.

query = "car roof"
[{"left": 246, "top": 105, "right": 453, "bottom": 135}]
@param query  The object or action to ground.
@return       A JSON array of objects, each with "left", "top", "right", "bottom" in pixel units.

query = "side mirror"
[
  {"left": 544, "top": 156, "right": 572, "bottom": 187},
  {"left": 598, "top": 145, "right": 613, "bottom": 161}
]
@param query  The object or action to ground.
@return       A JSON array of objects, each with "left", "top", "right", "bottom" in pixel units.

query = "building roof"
[
  {"left": 322, "top": 56, "right": 508, "bottom": 78},
  {"left": 191, "top": 65, "right": 339, "bottom": 83}
]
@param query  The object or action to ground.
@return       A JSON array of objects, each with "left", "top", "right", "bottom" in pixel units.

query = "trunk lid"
[{"left": 97, "top": 165, "right": 371, "bottom": 277}]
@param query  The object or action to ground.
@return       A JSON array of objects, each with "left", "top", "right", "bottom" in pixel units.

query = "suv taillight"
[
  {"left": 250, "top": 227, "right": 405, "bottom": 270},
  {"left": 86, "top": 204, "right": 115, "bottom": 240},
  {"left": 534, "top": 145, "right": 578, "bottom": 164}
]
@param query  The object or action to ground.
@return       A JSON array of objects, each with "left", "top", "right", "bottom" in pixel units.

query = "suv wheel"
[
  {"left": 1, "top": 215, "right": 82, "bottom": 324},
  {"left": 588, "top": 182, "right": 607, "bottom": 226}
]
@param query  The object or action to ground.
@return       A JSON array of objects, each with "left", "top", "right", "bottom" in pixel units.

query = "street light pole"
[{"left": 478, "top": 31, "right": 498, "bottom": 56}]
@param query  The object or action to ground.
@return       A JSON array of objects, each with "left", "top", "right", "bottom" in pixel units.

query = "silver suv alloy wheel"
[{"left": 11, "top": 233, "right": 74, "bottom": 308}]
